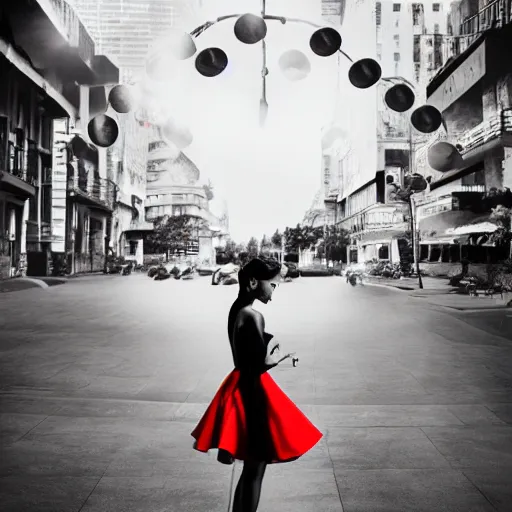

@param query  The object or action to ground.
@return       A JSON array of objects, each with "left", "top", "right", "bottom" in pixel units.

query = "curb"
[
  {"left": 21, "top": 277, "right": 48, "bottom": 289},
  {"left": 362, "top": 281, "right": 409, "bottom": 292}
]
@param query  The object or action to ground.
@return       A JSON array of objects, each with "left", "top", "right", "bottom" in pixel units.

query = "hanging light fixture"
[
  {"left": 234, "top": 13, "right": 267, "bottom": 44},
  {"left": 195, "top": 48, "right": 229, "bottom": 77}
]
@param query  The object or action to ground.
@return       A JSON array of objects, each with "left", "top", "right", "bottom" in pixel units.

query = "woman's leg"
[{"left": 233, "top": 460, "right": 267, "bottom": 512}]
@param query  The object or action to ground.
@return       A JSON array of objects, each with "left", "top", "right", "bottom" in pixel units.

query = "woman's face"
[{"left": 256, "top": 275, "right": 281, "bottom": 304}]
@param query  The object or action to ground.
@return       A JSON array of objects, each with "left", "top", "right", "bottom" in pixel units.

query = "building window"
[
  {"left": 393, "top": 34, "right": 400, "bottom": 46},
  {"left": 376, "top": 2, "right": 381, "bottom": 25},
  {"left": 412, "top": 3, "right": 423, "bottom": 25},
  {"left": 434, "top": 23, "right": 440, "bottom": 33},
  {"left": 413, "top": 35, "right": 421, "bottom": 62},
  {"left": 129, "top": 241, "right": 138, "bottom": 256},
  {"left": 378, "top": 245, "right": 390, "bottom": 260},
  {"left": 393, "top": 3, "right": 401, "bottom": 11},
  {"left": 394, "top": 52, "right": 400, "bottom": 61},
  {"left": 433, "top": 3, "right": 440, "bottom": 11}
]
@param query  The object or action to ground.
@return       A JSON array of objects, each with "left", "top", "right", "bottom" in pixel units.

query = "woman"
[{"left": 191, "top": 257, "right": 322, "bottom": 512}]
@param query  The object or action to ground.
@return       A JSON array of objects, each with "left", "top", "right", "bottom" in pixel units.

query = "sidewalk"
[
  {"left": 365, "top": 276, "right": 512, "bottom": 310},
  {"left": 0, "top": 277, "right": 66, "bottom": 294}
]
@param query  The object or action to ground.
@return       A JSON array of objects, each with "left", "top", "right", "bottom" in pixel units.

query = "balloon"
[
  {"left": 88, "top": 115, "right": 119, "bottom": 148},
  {"left": 385, "top": 84, "right": 415, "bottom": 112},
  {"left": 234, "top": 13, "right": 267, "bottom": 44},
  {"left": 310, "top": 27, "right": 342, "bottom": 57},
  {"left": 411, "top": 105, "right": 443, "bottom": 133},
  {"left": 195, "top": 48, "right": 228, "bottom": 77},
  {"left": 161, "top": 117, "right": 193, "bottom": 149},
  {"left": 427, "top": 142, "right": 464, "bottom": 172},
  {"left": 348, "top": 58, "right": 381, "bottom": 88},
  {"left": 108, "top": 85, "right": 134, "bottom": 114},
  {"left": 168, "top": 30, "right": 197, "bottom": 60},
  {"left": 279, "top": 50, "right": 311, "bottom": 81}
]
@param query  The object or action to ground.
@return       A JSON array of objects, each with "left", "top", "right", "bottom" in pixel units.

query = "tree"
[
  {"left": 147, "top": 214, "right": 208, "bottom": 259},
  {"left": 490, "top": 205, "right": 512, "bottom": 253},
  {"left": 247, "top": 237, "right": 259, "bottom": 259},
  {"left": 260, "top": 234, "right": 272, "bottom": 254},
  {"left": 319, "top": 225, "right": 350, "bottom": 262},
  {"left": 271, "top": 229, "right": 282, "bottom": 248},
  {"left": 284, "top": 224, "right": 323, "bottom": 253}
]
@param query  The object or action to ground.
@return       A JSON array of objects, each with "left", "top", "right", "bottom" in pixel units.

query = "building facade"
[
  {"left": 326, "top": 0, "right": 453, "bottom": 266},
  {"left": 0, "top": 0, "right": 117, "bottom": 279},
  {"left": 413, "top": 1, "right": 512, "bottom": 276},
  {"left": 68, "top": 0, "right": 187, "bottom": 84},
  {"left": 145, "top": 135, "right": 227, "bottom": 264}
]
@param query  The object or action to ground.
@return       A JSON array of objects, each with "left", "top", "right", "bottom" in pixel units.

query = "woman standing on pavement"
[{"left": 191, "top": 256, "right": 323, "bottom": 512}]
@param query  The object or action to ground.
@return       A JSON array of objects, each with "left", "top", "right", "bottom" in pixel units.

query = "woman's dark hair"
[{"left": 238, "top": 257, "right": 281, "bottom": 293}]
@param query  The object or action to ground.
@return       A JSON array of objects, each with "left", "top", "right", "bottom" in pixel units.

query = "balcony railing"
[
  {"left": 460, "top": 0, "right": 512, "bottom": 37},
  {"left": 67, "top": 173, "right": 116, "bottom": 210},
  {"left": 458, "top": 108, "right": 512, "bottom": 153}
]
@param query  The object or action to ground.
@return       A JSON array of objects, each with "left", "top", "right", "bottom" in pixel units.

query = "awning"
[
  {"left": 124, "top": 221, "right": 154, "bottom": 233},
  {"left": 430, "top": 138, "right": 503, "bottom": 190},
  {"left": 0, "top": 39, "right": 77, "bottom": 118},
  {"left": 419, "top": 210, "right": 498, "bottom": 241}
]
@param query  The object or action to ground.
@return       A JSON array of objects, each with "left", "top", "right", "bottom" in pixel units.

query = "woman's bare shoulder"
[{"left": 237, "top": 306, "right": 264, "bottom": 325}]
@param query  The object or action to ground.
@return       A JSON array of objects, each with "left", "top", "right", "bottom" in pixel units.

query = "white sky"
[{"left": 144, "top": 0, "right": 343, "bottom": 243}]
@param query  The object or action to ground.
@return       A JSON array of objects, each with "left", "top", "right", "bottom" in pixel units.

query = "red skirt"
[{"left": 191, "top": 369, "right": 323, "bottom": 464}]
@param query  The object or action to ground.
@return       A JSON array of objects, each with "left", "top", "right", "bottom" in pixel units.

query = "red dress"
[{"left": 191, "top": 301, "right": 322, "bottom": 464}]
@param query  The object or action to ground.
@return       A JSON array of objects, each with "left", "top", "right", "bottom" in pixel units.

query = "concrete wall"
[{"left": 0, "top": 256, "right": 10, "bottom": 279}]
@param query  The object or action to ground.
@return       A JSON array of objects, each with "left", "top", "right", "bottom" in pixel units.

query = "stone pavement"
[
  {"left": 1, "top": 275, "right": 512, "bottom": 511},
  {"left": 365, "top": 275, "right": 512, "bottom": 310}
]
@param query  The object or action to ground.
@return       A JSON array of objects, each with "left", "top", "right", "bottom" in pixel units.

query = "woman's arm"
[{"left": 236, "top": 312, "right": 287, "bottom": 374}]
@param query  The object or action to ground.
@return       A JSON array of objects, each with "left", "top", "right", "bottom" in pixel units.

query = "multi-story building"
[
  {"left": 68, "top": 0, "right": 189, "bottom": 84},
  {"left": 413, "top": 0, "right": 512, "bottom": 277},
  {"left": 0, "top": 0, "right": 117, "bottom": 279},
  {"left": 377, "top": 0, "right": 448, "bottom": 84},
  {"left": 325, "top": 1, "right": 453, "bottom": 265},
  {"left": 106, "top": 112, "right": 153, "bottom": 266},
  {"left": 144, "top": 135, "right": 227, "bottom": 264}
]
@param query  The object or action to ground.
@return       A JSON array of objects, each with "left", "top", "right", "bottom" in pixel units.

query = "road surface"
[{"left": 0, "top": 274, "right": 511, "bottom": 511}]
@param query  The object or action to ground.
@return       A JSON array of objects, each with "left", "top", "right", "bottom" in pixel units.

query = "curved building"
[{"left": 145, "top": 136, "right": 227, "bottom": 263}]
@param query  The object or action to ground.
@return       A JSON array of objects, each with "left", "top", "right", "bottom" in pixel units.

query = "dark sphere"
[
  {"left": 404, "top": 173, "right": 428, "bottom": 192},
  {"left": 88, "top": 115, "right": 119, "bottom": 148},
  {"left": 411, "top": 105, "right": 443, "bottom": 133},
  {"left": 234, "top": 13, "right": 267, "bottom": 44},
  {"left": 427, "top": 141, "right": 464, "bottom": 172},
  {"left": 108, "top": 85, "right": 133, "bottom": 114},
  {"left": 195, "top": 48, "right": 228, "bottom": 77},
  {"left": 310, "top": 27, "right": 342, "bottom": 57},
  {"left": 348, "top": 58, "right": 381, "bottom": 89},
  {"left": 385, "top": 84, "right": 415, "bottom": 112}
]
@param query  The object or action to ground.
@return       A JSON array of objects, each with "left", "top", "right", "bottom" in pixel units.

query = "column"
[{"left": 19, "top": 199, "right": 29, "bottom": 276}]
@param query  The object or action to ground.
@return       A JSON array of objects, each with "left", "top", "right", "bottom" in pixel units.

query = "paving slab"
[
  {"left": 326, "top": 427, "right": 452, "bottom": 470},
  {"left": 80, "top": 473, "right": 231, "bottom": 512},
  {"left": 0, "top": 476, "right": 99, "bottom": 512},
  {"left": 462, "top": 468, "right": 512, "bottom": 512},
  {"left": 334, "top": 469, "right": 495, "bottom": 512},
  {"left": 421, "top": 426, "right": 512, "bottom": 469}
]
